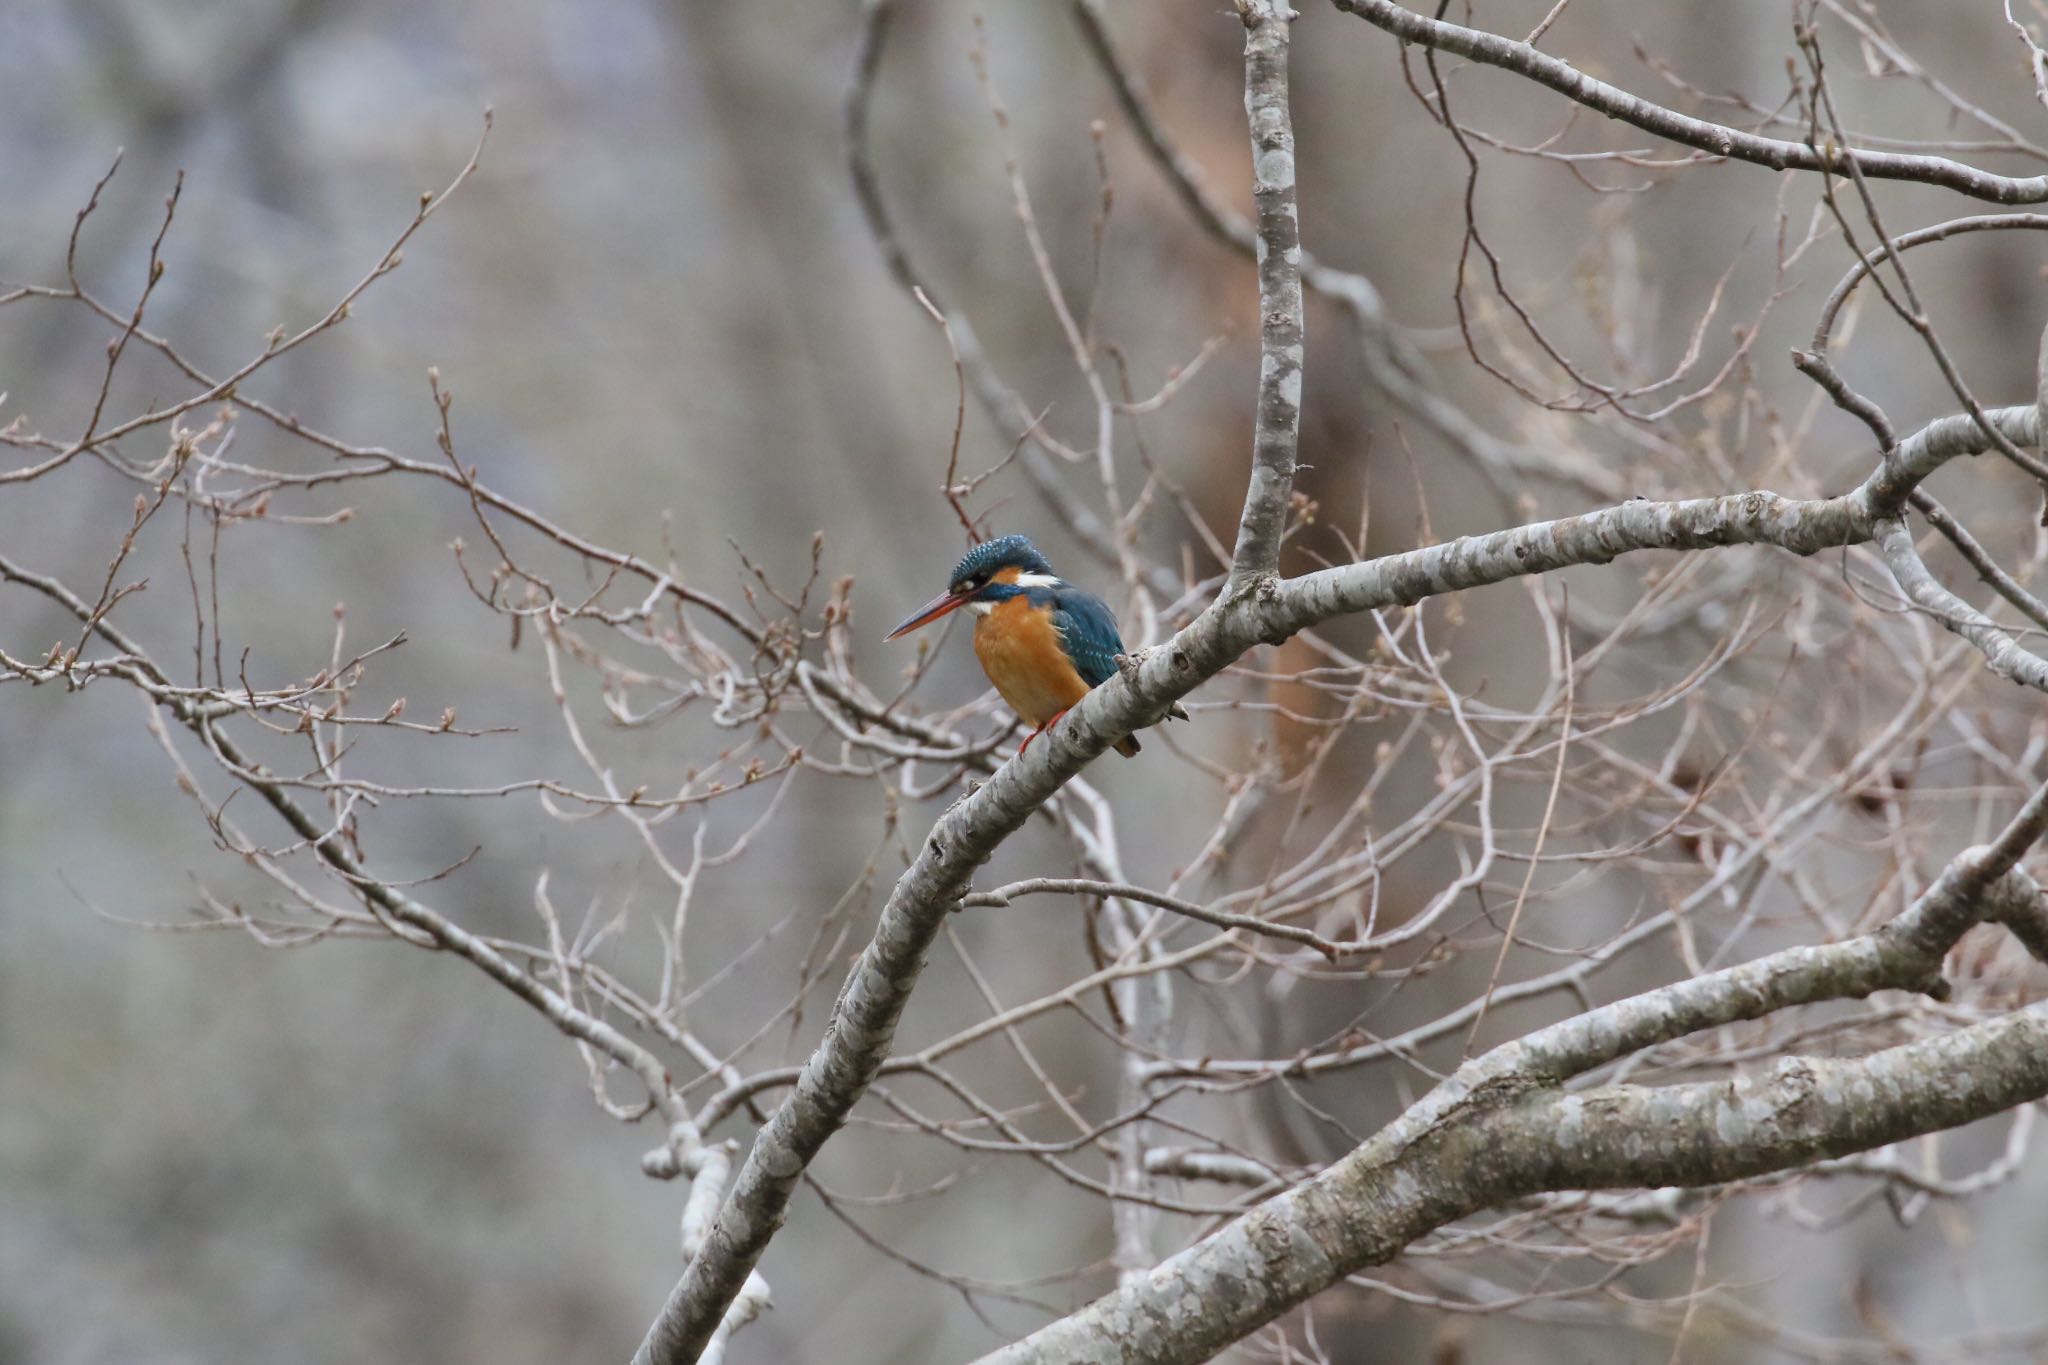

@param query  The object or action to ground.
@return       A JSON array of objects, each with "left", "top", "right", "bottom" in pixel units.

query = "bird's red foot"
[{"left": 1017, "top": 710, "right": 1068, "bottom": 757}]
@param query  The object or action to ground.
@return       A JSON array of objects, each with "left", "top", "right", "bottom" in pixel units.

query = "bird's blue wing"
[{"left": 1048, "top": 587, "right": 1128, "bottom": 690}]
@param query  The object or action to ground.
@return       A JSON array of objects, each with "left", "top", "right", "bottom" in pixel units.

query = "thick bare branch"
[
  {"left": 1073, "top": 0, "right": 1594, "bottom": 498},
  {"left": 1226, "top": 0, "right": 1307, "bottom": 588},
  {"left": 981, "top": 855, "right": 2048, "bottom": 1365},
  {"left": 21, "top": 12, "right": 2048, "bottom": 1360},
  {"left": 634, "top": 396, "right": 2038, "bottom": 1358}
]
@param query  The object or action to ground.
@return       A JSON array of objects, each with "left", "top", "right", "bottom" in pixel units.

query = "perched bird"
[{"left": 885, "top": 534, "right": 1184, "bottom": 758}]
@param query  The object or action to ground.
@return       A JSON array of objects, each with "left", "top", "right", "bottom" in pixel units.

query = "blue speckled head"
[{"left": 948, "top": 535, "right": 1053, "bottom": 590}]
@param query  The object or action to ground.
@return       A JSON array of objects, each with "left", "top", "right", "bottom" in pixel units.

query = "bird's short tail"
[{"left": 1114, "top": 700, "right": 1189, "bottom": 757}]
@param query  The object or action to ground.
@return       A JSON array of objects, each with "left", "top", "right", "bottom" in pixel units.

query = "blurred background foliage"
[{"left": 6, "top": 1, "right": 2048, "bottom": 1361}]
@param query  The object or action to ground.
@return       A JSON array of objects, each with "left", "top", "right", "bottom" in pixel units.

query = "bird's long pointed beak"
[{"left": 885, "top": 589, "right": 969, "bottom": 640}]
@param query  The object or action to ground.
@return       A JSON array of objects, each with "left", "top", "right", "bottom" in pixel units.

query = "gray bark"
[{"left": 981, "top": 862, "right": 2048, "bottom": 1364}]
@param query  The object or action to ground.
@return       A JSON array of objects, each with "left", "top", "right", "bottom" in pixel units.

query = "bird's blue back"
[{"left": 1040, "top": 586, "right": 1126, "bottom": 689}]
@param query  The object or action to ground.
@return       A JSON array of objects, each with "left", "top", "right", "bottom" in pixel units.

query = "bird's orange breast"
[{"left": 974, "top": 596, "right": 1091, "bottom": 727}]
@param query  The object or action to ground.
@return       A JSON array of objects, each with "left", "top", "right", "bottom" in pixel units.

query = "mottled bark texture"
[
  {"left": 980, "top": 864, "right": 2048, "bottom": 1365},
  {"left": 635, "top": 400, "right": 2041, "bottom": 1363},
  {"left": 635, "top": 6, "right": 1306, "bottom": 1358},
  {"left": 627, "top": 1, "right": 2048, "bottom": 1354},
  {"left": 1225, "top": 0, "right": 1305, "bottom": 589}
]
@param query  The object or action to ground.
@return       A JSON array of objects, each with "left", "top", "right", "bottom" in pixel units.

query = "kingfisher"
[{"left": 884, "top": 535, "right": 1184, "bottom": 758}]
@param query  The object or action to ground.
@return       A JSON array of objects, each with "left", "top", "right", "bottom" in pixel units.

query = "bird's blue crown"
[{"left": 949, "top": 535, "right": 1053, "bottom": 589}]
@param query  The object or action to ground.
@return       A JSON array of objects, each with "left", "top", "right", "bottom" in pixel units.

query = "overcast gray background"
[{"left": 6, "top": 2, "right": 2048, "bottom": 1362}]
